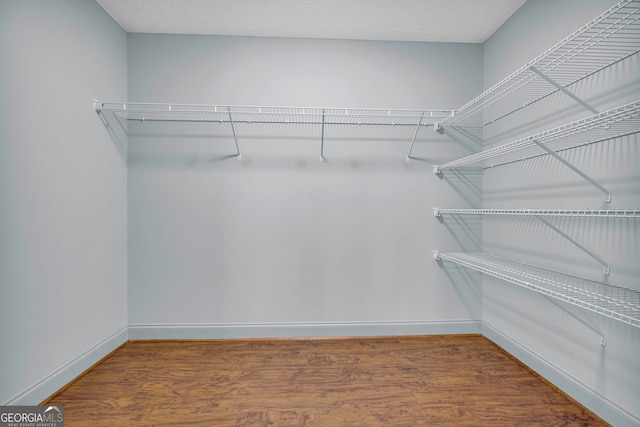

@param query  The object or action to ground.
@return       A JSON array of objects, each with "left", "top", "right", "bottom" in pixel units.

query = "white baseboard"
[
  {"left": 482, "top": 322, "right": 640, "bottom": 427},
  {"left": 5, "top": 326, "right": 129, "bottom": 406},
  {"left": 128, "top": 320, "right": 482, "bottom": 340}
]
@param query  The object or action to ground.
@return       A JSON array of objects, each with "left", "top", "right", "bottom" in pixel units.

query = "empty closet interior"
[{"left": 1, "top": 0, "right": 639, "bottom": 425}]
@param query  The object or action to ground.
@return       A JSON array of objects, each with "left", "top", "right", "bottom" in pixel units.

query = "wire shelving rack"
[
  {"left": 444, "top": 0, "right": 640, "bottom": 127},
  {"left": 433, "top": 208, "right": 640, "bottom": 218},
  {"left": 434, "top": 100, "right": 640, "bottom": 172},
  {"left": 95, "top": 102, "right": 455, "bottom": 160},
  {"left": 95, "top": 102, "right": 454, "bottom": 127},
  {"left": 433, "top": 252, "right": 640, "bottom": 329}
]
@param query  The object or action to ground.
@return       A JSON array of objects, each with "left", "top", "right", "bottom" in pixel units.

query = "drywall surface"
[
  {"left": 0, "top": 1, "right": 128, "bottom": 404},
  {"left": 481, "top": 0, "right": 640, "bottom": 424},
  {"left": 126, "top": 35, "right": 483, "bottom": 330}
]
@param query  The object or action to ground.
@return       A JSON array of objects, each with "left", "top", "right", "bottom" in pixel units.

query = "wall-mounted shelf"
[
  {"left": 434, "top": 100, "right": 640, "bottom": 202},
  {"left": 433, "top": 208, "right": 638, "bottom": 276},
  {"left": 444, "top": 0, "right": 640, "bottom": 127},
  {"left": 433, "top": 251, "right": 640, "bottom": 330},
  {"left": 95, "top": 102, "right": 455, "bottom": 126},
  {"left": 94, "top": 101, "right": 454, "bottom": 161},
  {"left": 435, "top": 100, "right": 640, "bottom": 172},
  {"left": 431, "top": 1, "right": 640, "bottom": 352},
  {"left": 433, "top": 208, "right": 640, "bottom": 218}
]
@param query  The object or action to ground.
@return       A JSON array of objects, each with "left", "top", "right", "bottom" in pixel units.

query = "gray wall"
[
  {"left": 481, "top": 0, "right": 640, "bottom": 423},
  {"left": 126, "top": 35, "right": 483, "bottom": 330},
  {"left": 0, "top": 1, "right": 128, "bottom": 404}
]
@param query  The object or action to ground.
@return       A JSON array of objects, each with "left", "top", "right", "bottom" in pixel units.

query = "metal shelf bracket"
[
  {"left": 320, "top": 109, "right": 326, "bottom": 162},
  {"left": 227, "top": 107, "right": 242, "bottom": 160},
  {"left": 534, "top": 215, "right": 610, "bottom": 276},
  {"left": 531, "top": 139, "right": 611, "bottom": 202},
  {"left": 541, "top": 294, "right": 607, "bottom": 346},
  {"left": 406, "top": 112, "right": 425, "bottom": 162},
  {"left": 529, "top": 66, "right": 599, "bottom": 115}
]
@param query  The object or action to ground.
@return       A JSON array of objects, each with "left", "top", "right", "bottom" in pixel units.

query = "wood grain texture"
[{"left": 45, "top": 335, "right": 608, "bottom": 426}]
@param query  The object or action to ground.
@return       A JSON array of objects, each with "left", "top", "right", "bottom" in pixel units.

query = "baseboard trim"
[
  {"left": 482, "top": 322, "right": 639, "bottom": 427},
  {"left": 128, "top": 320, "right": 482, "bottom": 340},
  {"left": 4, "top": 326, "right": 129, "bottom": 406}
]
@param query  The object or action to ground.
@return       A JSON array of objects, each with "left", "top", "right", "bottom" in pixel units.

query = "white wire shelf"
[
  {"left": 434, "top": 100, "right": 640, "bottom": 171},
  {"left": 445, "top": 0, "right": 640, "bottom": 127},
  {"left": 433, "top": 208, "right": 640, "bottom": 217},
  {"left": 433, "top": 251, "right": 640, "bottom": 329},
  {"left": 95, "top": 102, "right": 455, "bottom": 127}
]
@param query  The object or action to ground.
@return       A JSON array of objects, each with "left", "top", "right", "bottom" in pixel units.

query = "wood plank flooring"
[{"left": 44, "top": 335, "right": 608, "bottom": 426}]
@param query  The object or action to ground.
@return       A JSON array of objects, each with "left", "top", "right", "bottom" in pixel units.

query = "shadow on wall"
[
  {"left": 442, "top": 125, "right": 483, "bottom": 153},
  {"left": 436, "top": 214, "right": 482, "bottom": 253},
  {"left": 482, "top": 214, "right": 640, "bottom": 288},
  {"left": 437, "top": 168, "right": 483, "bottom": 208},
  {"left": 436, "top": 259, "right": 482, "bottom": 319},
  {"left": 483, "top": 133, "right": 640, "bottom": 208},
  {"left": 483, "top": 276, "right": 609, "bottom": 352}
]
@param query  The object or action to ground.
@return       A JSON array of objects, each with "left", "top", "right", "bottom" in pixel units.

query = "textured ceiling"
[{"left": 96, "top": 0, "right": 527, "bottom": 43}]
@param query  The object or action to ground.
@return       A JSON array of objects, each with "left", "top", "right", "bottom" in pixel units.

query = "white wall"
[
  {"left": 481, "top": 0, "right": 640, "bottom": 424},
  {"left": 0, "top": 1, "right": 128, "bottom": 404},
  {"left": 126, "top": 35, "right": 483, "bottom": 334}
]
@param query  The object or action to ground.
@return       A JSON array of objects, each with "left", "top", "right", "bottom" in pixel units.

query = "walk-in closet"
[{"left": 1, "top": 0, "right": 638, "bottom": 425}]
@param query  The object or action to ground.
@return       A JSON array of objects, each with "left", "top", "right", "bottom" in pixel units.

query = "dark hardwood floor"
[{"left": 44, "top": 335, "right": 608, "bottom": 426}]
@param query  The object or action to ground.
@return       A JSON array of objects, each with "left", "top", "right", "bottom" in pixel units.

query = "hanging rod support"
[
  {"left": 531, "top": 139, "right": 610, "bottom": 203},
  {"left": 541, "top": 294, "right": 606, "bottom": 346},
  {"left": 534, "top": 215, "right": 609, "bottom": 276},
  {"left": 406, "top": 112, "right": 425, "bottom": 162},
  {"left": 529, "top": 66, "right": 599, "bottom": 115},
  {"left": 227, "top": 108, "right": 241, "bottom": 160},
  {"left": 320, "top": 109, "right": 326, "bottom": 162}
]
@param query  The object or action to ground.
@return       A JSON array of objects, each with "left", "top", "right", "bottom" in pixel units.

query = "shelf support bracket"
[
  {"left": 529, "top": 66, "right": 599, "bottom": 115},
  {"left": 531, "top": 139, "right": 610, "bottom": 203},
  {"left": 534, "top": 215, "right": 609, "bottom": 276},
  {"left": 406, "top": 112, "right": 425, "bottom": 162},
  {"left": 320, "top": 109, "right": 326, "bottom": 162},
  {"left": 541, "top": 295, "right": 606, "bottom": 346},
  {"left": 227, "top": 108, "right": 242, "bottom": 160}
]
